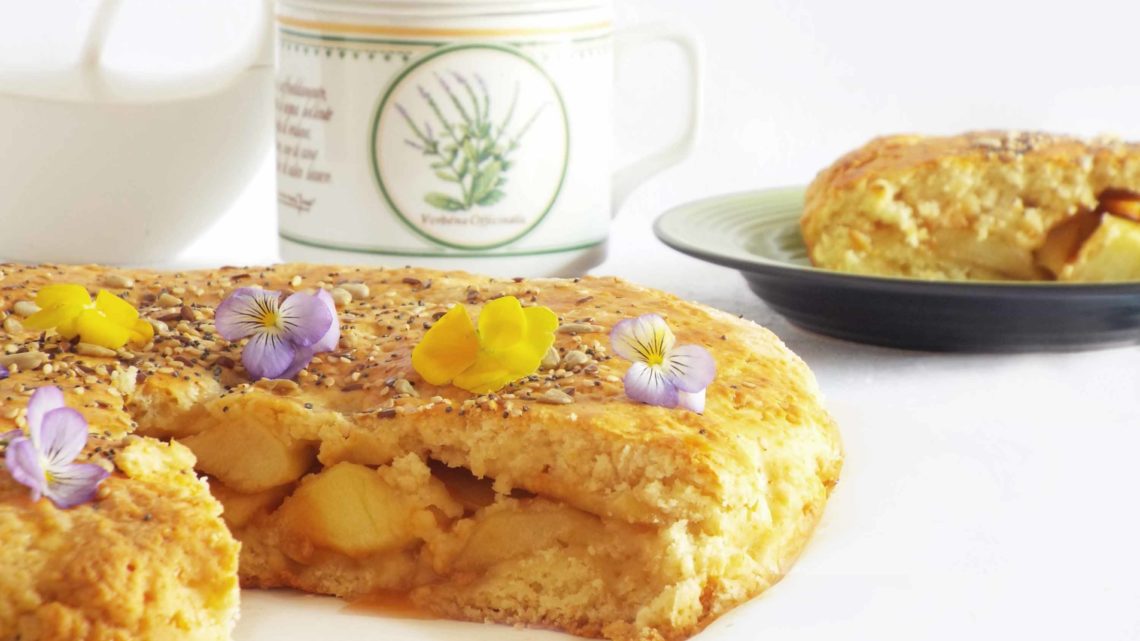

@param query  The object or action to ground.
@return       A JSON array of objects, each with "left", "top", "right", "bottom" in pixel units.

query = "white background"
[
  {"left": 9, "top": 1, "right": 1140, "bottom": 639},
  {"left": 186, "top": 0, "right": 1140, "bottom": 265},
  {"left": 200, "top": 3, "right": 1140, "bottom": 639}
]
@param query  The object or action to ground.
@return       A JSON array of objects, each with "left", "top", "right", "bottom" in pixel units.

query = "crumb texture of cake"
[
  {"left": 0, "top": 263, "right": 842, "bottom": 641},
  {"left": 0, "top": 434, "right": 240, "bottom": 641},
  {"left": 802, "top": 130, "right": 1140, "bottom": 281}
]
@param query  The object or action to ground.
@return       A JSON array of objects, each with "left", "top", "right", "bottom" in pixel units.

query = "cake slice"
[
  {"left": 802, "top": 130, "right": 1140, "bottom": 281},
  {"left": 0, "top": 263, "right": 842, "bottom": 641},
  {"left": 0, "top": 397, "right": 240, "bottom": 640}
]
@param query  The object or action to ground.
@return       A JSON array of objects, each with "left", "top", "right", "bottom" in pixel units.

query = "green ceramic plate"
[{"left": 654, "top": 187, "right": 1140, "bottom": 352}]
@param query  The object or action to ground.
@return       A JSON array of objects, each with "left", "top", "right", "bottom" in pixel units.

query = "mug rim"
[{"left": 278, "top": 0, "right": 611, "bottom": 18}]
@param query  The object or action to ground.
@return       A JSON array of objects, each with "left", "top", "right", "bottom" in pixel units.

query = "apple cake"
[
  {"left": 0, "top": 405, "right": 240, "bottom": 639},
  {"left": 0, "top": 263, "right": 842, "bottom": 641},
  {"left": 802, "top": 130, "right": 1140, "bottom": 281}
]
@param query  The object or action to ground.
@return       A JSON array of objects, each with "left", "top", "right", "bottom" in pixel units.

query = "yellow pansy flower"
[
  {"left": 412, "top": 296, "right": 558, "bottom": 394},
  {"left": 24, "top": 285, "right": 154, "bottom": 350}
]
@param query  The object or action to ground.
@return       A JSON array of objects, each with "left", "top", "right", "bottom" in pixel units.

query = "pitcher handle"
[
  {"left": 611, "top": 23, "right": 703, "bottom": 214},
  {"left": 80, "top": 0, "right": 270, "bottom": 103}
]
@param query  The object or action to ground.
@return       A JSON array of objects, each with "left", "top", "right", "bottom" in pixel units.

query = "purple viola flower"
[
  {"left": 214, "top": 287, "right": 339, "bottom": 380},
  {"left": 610, "top": 314, "right": 716, "bottom": 414},
  {"left": 0, "top": 364, "right": 8, "bottom": 380},
  {"left": 4, "top": 386, "right": 109, "bottom": 508}
]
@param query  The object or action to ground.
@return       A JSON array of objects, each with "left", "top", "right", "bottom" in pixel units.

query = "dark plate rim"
[{"left": 653, "top": 187, "right": 1140, "bottom": 297}]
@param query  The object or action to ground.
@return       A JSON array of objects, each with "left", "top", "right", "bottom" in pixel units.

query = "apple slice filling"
[
  {"left": 192, "top": 437, "right": 667, "bottom": 606},
  {"left": 1097, "top": 188, "right": 1140, "bottom": 222},
  {"left": 169, "top": 387, "right": 738, "bottom": 634},
  {"left": 1035, "top": 189, "right": 1140, "bottom": 280}
]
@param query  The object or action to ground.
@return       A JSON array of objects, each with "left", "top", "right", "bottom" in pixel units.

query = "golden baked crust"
[
  {"left": 802, "top": 131, "right": 1140, "bottom": 280},
  {"left": 0, "top": 263, "right": 842, "bottom": 641},
  {"left": 0, "top": 426, "right": 239, "bottom": 640}
]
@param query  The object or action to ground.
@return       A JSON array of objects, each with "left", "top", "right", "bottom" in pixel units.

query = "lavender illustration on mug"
[{"left": 398, "top": 72, "right": 547, "bottom": 212}]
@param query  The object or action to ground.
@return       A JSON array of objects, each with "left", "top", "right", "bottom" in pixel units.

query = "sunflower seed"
[
  {"left": 538, "top": 388, "right": 574, "bottom": 405},
  {"left": 156, "top": 292, "right": 182, "bottom": 307},
  {"left": 12, "top": 301, "right": 39, "bottom": 317},
  {"left": 76, "top": 343, "right": 118, "bottom": 358},
  {"left": 557, "top": 322, "right": 603, "bottom": 335},
  {"left": 103, "top": 273, "right": 135, "bottom": 289},
  {"left": 3, "top": 317, "right": 23, "bottom": 333},
  {"left": 0, "top": 351, "right": 46, "bottom": 370},
  {"left": 562, "top": 349, "right": 590, "bottom": 368},
  {"left": 145, "top": 318, "right": 170, "bottom": 335},
  {"left": 394, "top": 378, "right": 419, "bottom": 397},
  {"left": 340, "top": 282, "right": 370, "bottom": 299},
  {"left": 329, "top": 287, "right": 352, "bottom": 307},
  {"left": 540, "top": 346, "right": 560, "bottom": 370}
]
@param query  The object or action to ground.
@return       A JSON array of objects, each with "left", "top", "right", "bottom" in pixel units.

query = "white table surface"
[
  {"left": 183, "top": 156, "right": 1140, "bottom": 641},
  {"left": 11, "top": 0, "right": 1138, "bottom": 635}
]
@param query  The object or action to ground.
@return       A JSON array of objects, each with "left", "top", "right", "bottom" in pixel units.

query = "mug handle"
[{"left": 611, "top": 23, "right": 704, "bottom": 214}]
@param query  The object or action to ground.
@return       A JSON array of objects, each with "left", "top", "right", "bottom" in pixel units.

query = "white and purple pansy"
[
  {"left": 610, "top": 314, "right": 716, "bottom": 413},
  {"left": 4, "top": 386, "right": 109, "bottom": 508},
  {"left": 214, "top": 287, "right": 340, "bottom": 381},
  {"left": 0, "top": 364, "right": 7, "bottom": 379}
]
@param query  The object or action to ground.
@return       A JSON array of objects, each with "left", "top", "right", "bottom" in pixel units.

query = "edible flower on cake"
[
  {"left": 3, "top": 386, "right": 109, "bottom": 508},
  {"left": 610, "top": 313, "right": 716, "bottom": 413},
  {"left": 214, "top": 287, "right": 340, "bottom": 380},
  {"left": 412, "top": 295, "right": 557, "bottom": 394},
  {"left": 24, "top": 284, "right": 153, "bottom": 349}
]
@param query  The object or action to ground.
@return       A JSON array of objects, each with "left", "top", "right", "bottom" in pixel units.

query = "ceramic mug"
[{"left": 276, "top": 0, "right": 701, "bottom": 276}]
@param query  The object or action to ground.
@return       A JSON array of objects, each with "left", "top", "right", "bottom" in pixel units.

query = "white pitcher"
[{"left": 0, "top": 0, "right": 275, "bottom": 264}]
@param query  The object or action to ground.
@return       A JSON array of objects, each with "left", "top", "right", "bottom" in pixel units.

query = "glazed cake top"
[
  {"left": 0, "top": 263, "right": 841, "bottom": 527},
  {"left": 811, "top": 130, "right": 1140, "bottom": 192}
]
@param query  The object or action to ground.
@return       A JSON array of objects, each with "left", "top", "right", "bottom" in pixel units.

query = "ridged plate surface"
[{"left": 654, "top": 187, "right": 1140, "bottom": 352}]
